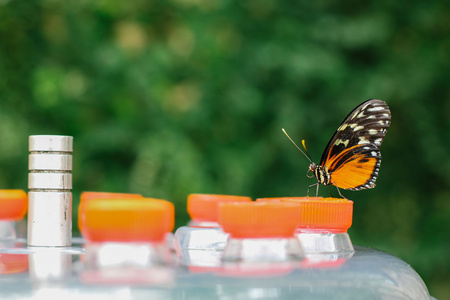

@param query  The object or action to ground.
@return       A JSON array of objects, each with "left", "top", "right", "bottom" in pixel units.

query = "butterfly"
[{"left": 283, "top": 99, "right": 391, "bottom": 198}]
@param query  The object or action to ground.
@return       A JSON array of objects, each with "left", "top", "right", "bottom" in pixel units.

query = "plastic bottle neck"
[
  {"left": 84, "top": 241, "right": 173, "bottom": 268},
  {"left": 187, "top": 219, "right": 220, "bottom": 228},
  {"left": 222, "top": 236, "right": 304, "bottom": 263},
  {"left": 174, "top": 225, "right": 228, "bottom": 267},
  {"left": 0, "top": 220, "right": 17, "bottom": 241},
  {"left": 81, "top": 241, "right": 174, "bottom": 285},
  {"left": 295, "top": 229, "right": 354, "bottom": 254}
]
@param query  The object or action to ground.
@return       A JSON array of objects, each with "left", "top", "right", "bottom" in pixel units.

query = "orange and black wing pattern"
[{"left": 320, "top": 99, "right": 391, "bottom": 190}]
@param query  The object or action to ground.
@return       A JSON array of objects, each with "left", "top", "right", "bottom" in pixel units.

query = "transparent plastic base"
[
  {"left": 296, "top": 231, "right": 354, "bottom": 253},
  {"left": 0, "top": 241, "right": 433, "bottom": 299},
  {"left": 0, "top": 221, "right": 16, "bottom": 240},
  {"left": 174, "top": 225, "right": 228, "bottom": 267},
  {"left": 222, "top": 237, "right": 304, "bottom": 263},
  {"left": 84, "top": 242, "right": 173, "bottom": 268},
  {"left": 0, "top": 220, "right": 27, "bottom": 242},
  {"left": 174, "top": 226, "right": 228, "bottom": 251}
]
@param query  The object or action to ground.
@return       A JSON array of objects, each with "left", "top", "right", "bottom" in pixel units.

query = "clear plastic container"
[
  {"left": 0, "top": 241, "right": 433, "bottom": 299},
  {"left": 173, "top": 194, "right": 251, "bottom": 268},
  {"left": 175, "top": 245, "right": 432, "bottom": 300},
  {"left": 219, "top": 201, "right": 304, "bottom": 263},
  {"left": 257, "top": 197, "right": 355, "bottom": 264},
  {"left": 79, "top": 196, "right": 175, "bottom": 285},
  {"left": 0, "top": 194, "right": 434, "bottom": 300}
]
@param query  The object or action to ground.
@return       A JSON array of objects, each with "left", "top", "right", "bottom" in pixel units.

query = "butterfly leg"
[
  {"left": 335, "top": 186, "right": 348, "bottom": 199},
  {"left": 307, "top": 183, "right": 320, "bottom": 199},
  {"left": 328, "top": 186, "right": 333, "bottom": 197}
]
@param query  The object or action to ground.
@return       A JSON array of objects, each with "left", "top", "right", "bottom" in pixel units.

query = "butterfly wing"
[{"left": 320, "top": 99, "right": 391, "bottom": 190}]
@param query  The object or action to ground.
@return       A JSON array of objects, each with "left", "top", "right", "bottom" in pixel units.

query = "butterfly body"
[
  {"left": 308, "top": 162, "right": 331, "bottom": 186},
  {"left": 284, "top": 99, "right": 391, "bottom": 198}
]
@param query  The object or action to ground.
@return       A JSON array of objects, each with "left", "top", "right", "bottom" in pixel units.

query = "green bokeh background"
[{"left": 1, "top": 1, "right": 449, "bottom": 298}]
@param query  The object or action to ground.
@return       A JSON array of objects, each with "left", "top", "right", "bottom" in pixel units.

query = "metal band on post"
[{"left": 27, "top": 135, "right": 73, "bottom": 247}]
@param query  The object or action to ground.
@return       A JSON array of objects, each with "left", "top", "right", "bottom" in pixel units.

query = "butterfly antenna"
[{"left": 282, "top": 128, "right": 313, "bottom": 163}]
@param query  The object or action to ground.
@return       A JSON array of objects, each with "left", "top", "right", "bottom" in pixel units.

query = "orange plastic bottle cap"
[
  {"left": 187, "top": 194, "right": 252, "bottom": 222},
  {"left": 278, "top": 197, "right": 353, "bottom": 233},
  {"left": 218, "top": 202, "right": 302, "bottom": 238},
  {"left": 80, "top": 191, "right": 143, "bottom": 205},
  {"left": 0, "top": 190, "right": 27, "bottom": 220},
  {"left": 256, "top": 196, "right": 323, "bottom": 202},
  {"left": 78, "top": 192, "right": 143, "bottom": 233},
  {"left": 80, "top": 197, "right": 174, "bottom": 243}
]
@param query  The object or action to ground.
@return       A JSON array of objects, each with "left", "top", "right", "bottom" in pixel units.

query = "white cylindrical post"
[{"left": 27, "top": 135, "right": 73, "bottom": 247}]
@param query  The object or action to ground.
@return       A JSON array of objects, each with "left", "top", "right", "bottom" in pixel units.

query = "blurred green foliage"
[{"left": 0, "top": 0, "right": 449, "bottom": 298}]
